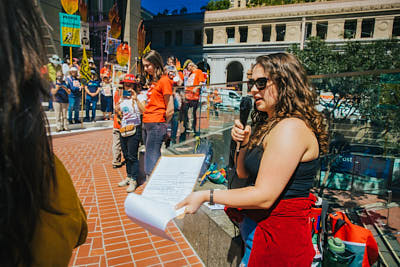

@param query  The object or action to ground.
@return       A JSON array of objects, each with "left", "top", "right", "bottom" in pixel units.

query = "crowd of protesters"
[{"left": 43, "top": 50, "right": 210, "bottom": 192}]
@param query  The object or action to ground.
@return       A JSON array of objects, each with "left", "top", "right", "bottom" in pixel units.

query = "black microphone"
[
  {"left": 235, "top": 96, "right": 252, "bottom": 154},
  {"left": 239, "top": 96, "right": 253, "bottom": 128}
]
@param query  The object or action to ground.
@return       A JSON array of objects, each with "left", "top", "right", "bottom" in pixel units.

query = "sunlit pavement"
[{"left": 53, "top": 129, "right": 204, "bottom": 267}]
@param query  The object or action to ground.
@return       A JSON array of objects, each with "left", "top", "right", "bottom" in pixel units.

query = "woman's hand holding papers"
[{"left": 175, "top": 191, "right": 208, "bottom": 214}]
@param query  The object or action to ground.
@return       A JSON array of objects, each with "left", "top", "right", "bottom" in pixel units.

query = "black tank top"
[{"left": 244, "top": 143, "right": 319, "bottom": 199}]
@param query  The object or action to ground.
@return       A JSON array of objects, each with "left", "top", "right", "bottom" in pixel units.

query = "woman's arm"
[
  {"left": 231, "top": 119, "right": 251, "bottom": 178},
  {"left": 93, "top": 86, "right": 101, "bottom": 96},
  {"left": 164, "top": 94, "right": 174, "bottom": 122},
  {"left": 51, "top": 84, "right": 59, "bottom": 95},
  {"left": 84, "top": 86, "right": 91, "bottom": 96},
  {"left": 177, "top": 118, "right": 313, "bottom": 213}
]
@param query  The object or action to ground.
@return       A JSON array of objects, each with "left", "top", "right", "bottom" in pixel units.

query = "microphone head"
[{"left": 239, "top": 96, "right": 253, "bottom": 126}]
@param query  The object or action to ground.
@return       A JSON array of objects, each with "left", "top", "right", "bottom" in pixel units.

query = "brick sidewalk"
[{"left": 53, "top": 129, "right": 204, "bottom": 267}]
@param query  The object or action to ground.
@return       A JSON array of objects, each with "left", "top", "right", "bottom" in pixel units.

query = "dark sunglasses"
[{"left": 247, "top": 77, "right": 269, "bottom": 90}]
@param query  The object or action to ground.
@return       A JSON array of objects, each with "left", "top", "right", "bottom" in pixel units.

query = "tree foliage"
[
  {"left": 248, "top": 0, "right": 320, "bottom": 7},
  {"left": 288, "top": 37, "right": 400, "bottom": 143},
  {"left": 202, "top": 0, "right": 231, "bottom": 11}
]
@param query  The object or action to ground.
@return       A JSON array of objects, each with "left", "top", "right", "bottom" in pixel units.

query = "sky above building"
[{"left": 141, "top": 0, "right": 210, "bottom": 14}]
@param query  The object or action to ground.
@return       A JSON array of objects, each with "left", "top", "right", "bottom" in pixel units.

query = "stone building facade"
[
  {"left": 144, "top": 0, "right": 400, "bottom": 88},
  {"left": 204, "top": 0, "right": 400, "bottom": 85}
]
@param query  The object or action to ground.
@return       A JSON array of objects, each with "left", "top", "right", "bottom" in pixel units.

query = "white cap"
[{"left": 70, "top": 66, "right": 78, "bottom": 72}]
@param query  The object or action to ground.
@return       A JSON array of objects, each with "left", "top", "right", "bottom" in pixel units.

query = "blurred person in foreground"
[
  {"left": 177, "top": 53, "right": 328, "bottom": 266},
  {"left": 142, "top": 50, "right": 174, "bottom": 178},
  {"left": 0, "top": 1, "right": 87, "bottom": 266}
]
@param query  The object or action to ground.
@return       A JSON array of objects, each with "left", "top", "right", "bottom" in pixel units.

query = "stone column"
[
  {"left": 355, "top": 18, "right": 362, "bottom": 39},
  {"left": 375, "top": 17, "right": 394, "bottom": 39},
  {"left": 214, "top": 27, "right": 227, "bottom": 44},
  {"left": 286, "top": 22, "right": 302, "bottom": 42},
  {"left": 311, "top": 21, "right": 317, "bottom": 37},
  {"left": 271, "top": 23, "right": 277, "bottom": 42},
  {"left": 327, "top": 19, "right": 345, "bottom": 40},
  {"left": 248, "top": 25, "right": 261, "bottom": 43}
]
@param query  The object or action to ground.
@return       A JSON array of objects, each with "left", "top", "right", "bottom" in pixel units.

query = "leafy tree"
[
  {"left": 171, "top": 9, "right": 178, "bottom": 15},
  {"left": 202, "top": 0, "right": 231, "bottom": 11},
  {"left": 180, "top": 7, "right": 188, "bottom": 14},
  {"left": 288, "top": 38, "right": 400, "bottom": 150},
  {"left": 162, "top": 9, "right": 169, "bottom": 15}
]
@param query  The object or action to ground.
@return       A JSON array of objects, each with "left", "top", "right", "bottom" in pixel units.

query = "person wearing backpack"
[{"left": 177, "top": 53, "right": 328, "bottom": 266}]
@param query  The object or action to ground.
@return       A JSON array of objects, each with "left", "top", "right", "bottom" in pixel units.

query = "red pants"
[{"left": 247, "top": 194, "right": 316, "bottom": 266}]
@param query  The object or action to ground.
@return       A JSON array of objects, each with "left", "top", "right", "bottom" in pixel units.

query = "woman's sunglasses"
[{"left": 247, "top": 77, "right": 269, "bottom": 90}]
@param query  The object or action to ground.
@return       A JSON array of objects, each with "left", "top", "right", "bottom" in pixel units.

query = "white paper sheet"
[{"left": 124, "top": 155, "right": 205, "bottom": 241}]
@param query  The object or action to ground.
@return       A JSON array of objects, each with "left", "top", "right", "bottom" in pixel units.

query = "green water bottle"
[{"left": 322, "top": 237, "right": 354, "bottom": 267}]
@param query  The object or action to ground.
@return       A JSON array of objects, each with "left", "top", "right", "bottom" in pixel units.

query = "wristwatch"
[{"left": 209, "top": 189, "right": 215, "bottom": 205}]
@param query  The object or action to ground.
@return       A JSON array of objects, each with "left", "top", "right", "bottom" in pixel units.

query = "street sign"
[{"left": 59, "top": 13, "right": 81, "bottom": 47}]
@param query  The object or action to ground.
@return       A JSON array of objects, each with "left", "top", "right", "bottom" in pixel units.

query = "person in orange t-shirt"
[
  {"left": 112, "top": 85, "right": 123, "bottom": 168},
  {"left": 183, "top": 63, "right": 205, "bottom": 133},
  {"left": 142, "top": 50, "right": 174, "bottom": 177}
]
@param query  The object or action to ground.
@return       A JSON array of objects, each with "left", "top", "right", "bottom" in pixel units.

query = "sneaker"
[
  {"left": 113, "top": 164, "right": 122, "bottom": 169},
  {"left": 118, "top": 178, "right": 130, "bottom": 187},
  {"left": 127, "top": 179, "right": 137, "bottom": 193}
]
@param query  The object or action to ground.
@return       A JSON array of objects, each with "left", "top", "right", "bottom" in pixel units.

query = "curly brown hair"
[{"left": 248, "top": 53, "right": 328, "bottom": 154}]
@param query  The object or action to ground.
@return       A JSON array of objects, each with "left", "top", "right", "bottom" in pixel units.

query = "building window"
[
  {"left": 361, "top": 18, "right": 375, "bottom": 38},
  {"left": 226, "top": 27, "right": 235, "bottom": 44},
  {"left": 194, "top": 30, "right": 202, "bottom": 45},
  {"left": 344, "top": 20, "right": 357, "bottom": 39},
  {"left": 165, "top": 31, "right": 172, "bottom": 47},
  {"left": 393, "top": 17, "right": 400, "bottom": 37},
  {"left": 205, "top": 29, "right": 213, "bottom": 44},
  {"left": 276, "top": 24, "right": 286, "bottom": 41},
  {"left": 175, "top": 30, "right": 183, "bottom": 46},
  {"left": 262, "top": 25, "right": 271, "bottom": 42},
  {"left": 239, "top": 26, "right": 248, "bottom": 43},
  {"left": 316, "top": 21, "right": 328, "bottom": 39},
  {"left": 305, "top": 22, "right": 312, "bottom": 39}
]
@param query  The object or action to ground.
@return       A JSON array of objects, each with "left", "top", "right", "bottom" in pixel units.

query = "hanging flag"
[
  {"left": 142, "top": 42, "right": 151, "bottom": 55},
  {"left": 80, "top": 47, "right": 91, "bottom": 84}
]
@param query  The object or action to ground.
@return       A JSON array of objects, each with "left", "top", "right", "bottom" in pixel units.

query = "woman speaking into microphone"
[{"left": 176, "top": 53, "right": 328, "bottom": 266}]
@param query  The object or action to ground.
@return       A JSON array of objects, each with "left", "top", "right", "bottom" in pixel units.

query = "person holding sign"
[
  {"left": 177, "top": 53, "right": 328, "bottom": 266},
  {"left": 116, "top": 74, "right": 146, "bottom": 192}
]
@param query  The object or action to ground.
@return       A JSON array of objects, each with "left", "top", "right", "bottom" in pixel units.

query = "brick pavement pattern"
[{"left": 53, "top": 129, "right": 204, "bottom": 267}]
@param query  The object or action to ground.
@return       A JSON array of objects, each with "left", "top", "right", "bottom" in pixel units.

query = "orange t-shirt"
[
  {"left": 113, "top": 90, "right": 121, "bottom": 129},
  {"left": 143, "top": 75, "right": 173, "bottom": 123},
  {"left": 185, "top": 69, "right": 205, "bottom": 101}
]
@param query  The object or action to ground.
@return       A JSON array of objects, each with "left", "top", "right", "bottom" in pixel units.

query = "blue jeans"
[
  {"left": 171, "top": 112, "right": 179, "bottom": 143},
  {"left": 85, "top": 95, "right": 98, "bottom": 120},
  {"left": 142, "top": 122, "right": 167, "bottom": 176},
  {"left": 120, "top": 127, "right": 141, "bottom": 180},
  {"left": 68, "top": 95, "right": 81, "bottom": 121}
]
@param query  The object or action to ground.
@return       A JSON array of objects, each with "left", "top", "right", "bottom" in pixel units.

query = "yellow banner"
[
  {"left": 80, "top": 48, "right": 91, "bottom": 83},
  {"left": 61, "top": 26, "right": 80, "bottom": 46}
]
